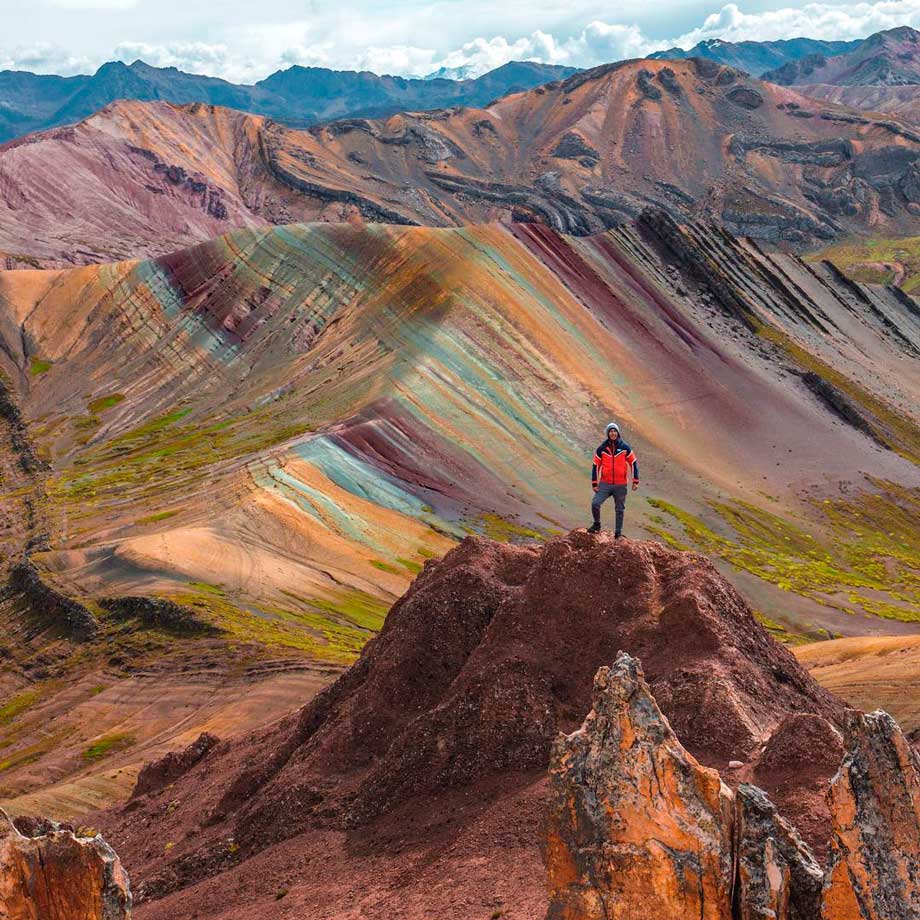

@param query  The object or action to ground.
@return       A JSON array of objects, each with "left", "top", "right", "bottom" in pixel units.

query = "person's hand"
[
  {"left": 632, "top": 482, "right": 639, "bottom": 491},
  {"left": 593, "top": 485, "right": 598, "bottom": 492}
]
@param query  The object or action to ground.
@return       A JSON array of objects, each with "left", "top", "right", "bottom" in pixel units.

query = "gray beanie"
[{"left": 605, "top": 421, "right": 620, "bottom": 434}]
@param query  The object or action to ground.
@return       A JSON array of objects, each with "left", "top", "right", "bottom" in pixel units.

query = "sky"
[{"left": 4, "top": 0, "right": 920, "bottom": 82}]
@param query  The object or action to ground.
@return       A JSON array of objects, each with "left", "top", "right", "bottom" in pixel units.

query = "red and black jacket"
[{"left": 592, "top": 438, "right": 639, "bottom": 487}]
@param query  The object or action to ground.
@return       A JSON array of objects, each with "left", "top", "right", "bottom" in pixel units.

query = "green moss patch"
[
  {"left": 50, "top": 402, "right": 314, "bottom": 514},
  {"left": 29, "top": 358, "right": 52, "bottom": 376},
  {"left": 0, "top": 689, "right": 40, "bottom": 725},
  {"left": 396, "top": 557, "right": 423, "bottom": 574},
  {"left": 88, "top": 393, "right": 125, "bottom": 414},
  {"left": 754, "top": 611, "right": 810, "bottom": 646},
  {"left": 462, "top": 512, "right": 547, "bottom": 543},
  {"left": 187, "top": 581, "right": 225, "bottom": 596},
  {"left": 809, "top": 235, "right": 920, "bottom": 293},
  {"left": 161, "top": 584, "right": 388, "bottom": 664},
  {"left": 136, "top": 510, "right": 179, "bottom": 525},
  {"left": 82, "top": 733, "right": 135, "bottom": 761},
  {"left": 647, "top": 481, "right": 920, "bottom": 624},
  {"left": 370, "top": 560, "right": 402, "bottom": 575}
]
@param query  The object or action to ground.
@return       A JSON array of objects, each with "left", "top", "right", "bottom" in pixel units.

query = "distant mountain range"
[
  {"left": 0, "top": 58, "right": 576, "bottom": 143},
  {"left": 649, "top": 36, "right": 862, "bottom": 76},
  {"left": 763, "top": 25, "right": 920, "bottom": 85},
  {"left": 4, "top": 27, "right": 920, "bottom": 148},
  {"left": 7, "top": 58, "right": 920, "bottom": 268}
]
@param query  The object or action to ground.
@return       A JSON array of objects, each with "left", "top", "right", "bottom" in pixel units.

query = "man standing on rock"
[{"left": 588, "top": 422, "right": 639, "bottom": 537}]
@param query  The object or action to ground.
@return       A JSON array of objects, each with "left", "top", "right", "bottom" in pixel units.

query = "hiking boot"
[
  {"left": 615, "top": 532, "right": 623, "bottom": 539},
  {"left": 587, "top": 522, "right": 601, "bottom": 534}
]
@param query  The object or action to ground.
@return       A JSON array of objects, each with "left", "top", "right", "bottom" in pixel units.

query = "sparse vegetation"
[
  {"left": 0, "top": 689, "right": 40, "bottom": 725},
  {"left": 371, "top": 560, "right": 402, "bottom": 575},
  {"left": 29, "top": 357, "right": 52, "bottom": 376},
  {"left": 647, "top": 481, "right": 920, "bottom": 624},
  {"left": 88, "top": 393, "right": 125, "bottom": 414},
  {"left": 82, "top": 733, "right": 135, "bottom": 761},
  {"left": 462, "top": 512, "right": 548, "bottom": 542},
  {"left": 809, "top": 235, "right": 920, "bottom": 293},
  {"left": 136, "top": 509, "right": 179, "bottom": 525}
]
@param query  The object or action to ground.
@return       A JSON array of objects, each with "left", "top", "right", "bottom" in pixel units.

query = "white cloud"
[
  {"left": 669, "top": 0, "right": 920, "bottom": 48},
  {"left": 7, "top": 0, "right": 920, "bottom": 82},
  {"left": 43, "top": 0, "right": 138, "bottom": 8},
  {"left": 0, "top": 42, "right": 95, "bottom": 75}
]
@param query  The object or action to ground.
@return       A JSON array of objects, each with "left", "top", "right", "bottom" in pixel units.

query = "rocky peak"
[
  {"left": 0, "top": 808, "right": 132, "bottom": 919},
  {"left": 223, "top": 533, "right": 843, "bottom": 846},
  {"left": 89, "top": 533, "right": 851, "bottom": 906}
]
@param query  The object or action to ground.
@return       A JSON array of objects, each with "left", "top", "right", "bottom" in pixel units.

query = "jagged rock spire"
[
  {"left": 821, "top": 710, "right": 920, "bottom": 920},
  {"left": 545, "top": 654, "right": 920, "bottom": 920},
  {"left": 733, "top": 783, "right": 823, "bottom": 920},
  {"left": 545, "top": 652, "right": 735, "bottom": 920},
  {"left": 0, "top": 808, "right": 132, "bottom": 920}
]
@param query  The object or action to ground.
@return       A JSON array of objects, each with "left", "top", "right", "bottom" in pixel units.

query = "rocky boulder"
[
  {"left": 0, "top": 807, "right": 131, "bottom": 919},
  {"left": 545, "top": 653, "right": 735, "bottom": 920},
  {"left": 821, "top": 710, "right": 920, "bottom": 919},
  {"left": 545, "top": 655, "right": 920, "bottom": 920},
  {"left": 132, "top": 732, "right": 220, "bottom": 799}
]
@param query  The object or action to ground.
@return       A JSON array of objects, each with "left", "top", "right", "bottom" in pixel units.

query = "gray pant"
[{"left": 592, "top": 483, "right": 628, "bottom": 534}]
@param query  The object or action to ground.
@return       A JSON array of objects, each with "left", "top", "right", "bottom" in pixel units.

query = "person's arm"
[
  {"left": 628, "top": 449, "right": 639, "bottom": 490},
  {"left": 591, "top": 449, "right": 601, "bottom": 491}
]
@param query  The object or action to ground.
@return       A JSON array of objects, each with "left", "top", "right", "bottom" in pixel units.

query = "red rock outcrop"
[
  {"left": 821, "top": 710, "right": 920, "bottom": 919},
  {"left": 545, "top": 653, "right": 735, "bottom": 920},
  {"left": 228, "top": 533, "right": 844, "bottom": 848},
  {"left": 132, "top": 732, "right": 220, "bottom": 799},
  {"left": 0, "top": 807, "right": 132, "bottom": 919}
]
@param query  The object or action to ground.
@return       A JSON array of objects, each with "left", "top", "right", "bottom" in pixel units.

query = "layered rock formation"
[
  {"left": 546, "top": 653, "right": 920, "bottom": 920},
  {"left": 7, "top": 56, "right": 920, "bottom": 265},
  {"left": 0, "top": 808, "right": 131, "bottom": 919},
  {"left": 0, "top": 214, "right": 917, "bottom": 829}
]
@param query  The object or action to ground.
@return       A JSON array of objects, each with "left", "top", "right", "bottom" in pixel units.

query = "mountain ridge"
[
  {"left": 0, "top": 57, "right": 576, "bottom": 143},
  {"left": 763, "top": 25, "right": 920, "bottom": 86},
  {"left": 651, "top": 35, "right": 862, "bottom": 76}
]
